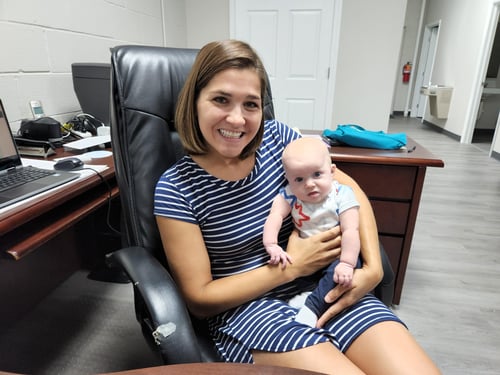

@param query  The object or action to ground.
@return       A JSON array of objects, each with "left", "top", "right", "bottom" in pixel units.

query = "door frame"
[
  {"left": 462, "top": 0, "right": 500, "bottom": 145},
  {"left": 410, "top": 21, "right": 440, "bottom": 118},
  {"left": 324, "top": 0, "right": 342, "bottom": 129},
  {"left": 404, "top": 0, "right": 427, "bottom": 117}
]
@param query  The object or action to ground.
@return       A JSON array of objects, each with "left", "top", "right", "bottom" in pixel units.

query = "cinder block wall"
[{"left": 0, "top": 0, "right": 165, "bottom": 132}]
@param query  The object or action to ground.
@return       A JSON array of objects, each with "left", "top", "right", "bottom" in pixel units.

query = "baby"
[{"left": 263, "top": 137, "right": 361, "bottom": 326}]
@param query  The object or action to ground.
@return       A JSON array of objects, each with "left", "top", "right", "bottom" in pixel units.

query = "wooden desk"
[
  {"left": 0, "top": 149, "right": 121, "bottom": 326},
  {"left": 0, "top": 150, "right": 118, "bottom": 260},
  {"left": 329, "top": 137, "right": 444, "bottom": 304},
  {"left": 100, "top": 363, "right": 324, "bottom": 375}
]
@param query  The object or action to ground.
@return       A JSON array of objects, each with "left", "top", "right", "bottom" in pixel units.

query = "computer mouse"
[{"left": 54, "top": 157, "right": 84, "bottom": 171}]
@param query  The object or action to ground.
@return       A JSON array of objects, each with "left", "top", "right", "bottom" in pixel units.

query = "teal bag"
[{"left": 322, "top": 124, "right": 407, "bottom": 150}]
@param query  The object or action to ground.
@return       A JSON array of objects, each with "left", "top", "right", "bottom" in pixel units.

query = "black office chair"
[{"left": 107, "top": 45, "right": 394, "bottom": 365}]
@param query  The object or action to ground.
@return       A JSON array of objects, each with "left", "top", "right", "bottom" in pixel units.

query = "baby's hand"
[
  {"left": 333, "top": 262, "right": 354, "bottom": 286},
  {"left": 266, "top": 244, "right": 293, "bottom": 268}
]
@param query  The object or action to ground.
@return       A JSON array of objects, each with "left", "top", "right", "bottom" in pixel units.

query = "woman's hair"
[{"left": 175, "top": 40, "right": 267, "bottom": 159}]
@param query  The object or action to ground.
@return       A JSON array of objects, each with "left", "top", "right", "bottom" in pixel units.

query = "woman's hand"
[
  {"left": 285, "top": 227, "right": 342, "bottom": 279},
  {"left": 316, "top": 263, "right": 381, "bottom": 328}
]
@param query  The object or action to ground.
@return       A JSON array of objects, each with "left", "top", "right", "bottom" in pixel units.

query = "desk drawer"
[
  {"left": 336, "top": 163, "right": 417, "bottom": 200},
  {"left": 371, "top": 200, "right": 409, "bottom": 235}
]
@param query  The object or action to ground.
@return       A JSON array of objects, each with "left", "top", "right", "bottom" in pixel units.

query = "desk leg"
[{"left": 393, "top": 166, "right": 427, "bottom": 305}]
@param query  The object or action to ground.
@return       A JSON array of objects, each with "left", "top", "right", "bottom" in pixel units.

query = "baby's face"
[{"left": 285, "top": 156, "right": 334, "bottom": 204}]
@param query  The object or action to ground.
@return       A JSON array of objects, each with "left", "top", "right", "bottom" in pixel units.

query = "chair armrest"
[{"left": 106, "top": 246, "right": 204, "bottom": 363}]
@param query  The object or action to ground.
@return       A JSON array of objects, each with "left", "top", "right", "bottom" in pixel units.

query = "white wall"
[
  {"left": 185, "top": 0, "right": 228, "bottom": 48},
  {"left": 163, "top": 0, "right": 187, "bottom": 47},
  {"left": 330, "top": 0, "right": 407, "bottom": 131},
  {"left": 393, "top": 0, "right": 423, "bottom": 113},
  {"left": 0, "top": 0, "right": 168, "bottom": 132}
]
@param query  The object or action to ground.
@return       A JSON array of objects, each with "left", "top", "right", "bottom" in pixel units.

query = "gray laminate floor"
[
  {"left": 389, "top": 117, "right": 500, "bottom": 375},
  {"left": 0, "top": 116, "right": 498, "bottom": 375}
]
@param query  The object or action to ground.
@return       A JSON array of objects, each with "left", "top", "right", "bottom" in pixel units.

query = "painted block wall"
[{"left": 0, "top": 0, "right": 165, "bottom": 132}]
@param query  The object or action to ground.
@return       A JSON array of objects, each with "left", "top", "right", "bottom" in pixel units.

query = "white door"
[
  {"left": 411, "top": 24, "right": 439, "bottom": 118},
  {"left": 231, "top": 0, "right": 335, "bottom": 130}
]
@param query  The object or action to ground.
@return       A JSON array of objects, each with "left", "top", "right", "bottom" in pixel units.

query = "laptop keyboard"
[{"left": 0, "top": 166, "right": 56, "bottom": 192}]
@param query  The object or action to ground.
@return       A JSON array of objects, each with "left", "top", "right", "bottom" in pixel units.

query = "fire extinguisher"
[{"left": 402, "top": 62, "right": 412, "bottom": 83}]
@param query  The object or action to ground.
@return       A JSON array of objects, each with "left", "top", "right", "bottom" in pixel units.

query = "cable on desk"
[{"left": 81, "top": 167, "right": 121, "bottom": 236}]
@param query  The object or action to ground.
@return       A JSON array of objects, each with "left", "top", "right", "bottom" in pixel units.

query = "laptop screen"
[{"left": 0, "top": 100, "right": 23, "bottom": 171}]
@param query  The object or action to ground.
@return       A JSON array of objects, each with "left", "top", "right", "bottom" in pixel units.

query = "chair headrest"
[{"left": 111, "top": 45, "right": 199, "bottom": 130}]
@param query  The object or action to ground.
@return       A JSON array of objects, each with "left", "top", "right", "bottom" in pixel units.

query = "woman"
[{"left": 154, "top": 40, "right": 440, "bottom": 374}]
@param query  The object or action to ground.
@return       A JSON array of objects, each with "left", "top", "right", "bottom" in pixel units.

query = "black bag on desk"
[
  {"left": 322, "top": 124, "right": 407, "bottom": 150},
  {"left": 19, "top": 117, "right": 62, "bottom": 141}
]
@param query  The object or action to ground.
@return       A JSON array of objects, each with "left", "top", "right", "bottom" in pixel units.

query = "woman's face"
[{"left": 196, "top": 68, "right": 262, "bottom": 161}]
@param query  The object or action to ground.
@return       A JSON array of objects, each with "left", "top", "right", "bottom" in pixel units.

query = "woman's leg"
[
  {"left": 253, "top": 342, "right": 365, "bottom": 375},
  {"left": 345, "top": 321, "right": 441, "bottom": 375}
]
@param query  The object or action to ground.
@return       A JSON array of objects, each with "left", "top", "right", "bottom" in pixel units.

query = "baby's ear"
[{"left": 331, "top": 163, "right": 337, "bottom": 173}]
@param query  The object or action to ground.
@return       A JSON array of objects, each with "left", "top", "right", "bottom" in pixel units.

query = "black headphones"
[{"left": 66, "top": 113, "right": 105, "bottom": 136}]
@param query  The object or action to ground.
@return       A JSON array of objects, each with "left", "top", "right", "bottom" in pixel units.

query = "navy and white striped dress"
[{"left": 154, "top": 120, "right": 403, "bottom": 363}]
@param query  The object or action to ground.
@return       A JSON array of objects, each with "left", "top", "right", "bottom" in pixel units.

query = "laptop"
[{"left": 0, "top": 99, "right": 79, "bottom": 209}]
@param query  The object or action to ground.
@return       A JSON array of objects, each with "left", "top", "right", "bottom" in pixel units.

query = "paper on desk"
[
  {"left": 21, "top": 158, "right": 108, "bottom": 177},
  {"left": 63, "top": 135, "right": 111, "bottom": 150},
  {"left": 54, "top": 150, "right": 112, "bottom": 163}
]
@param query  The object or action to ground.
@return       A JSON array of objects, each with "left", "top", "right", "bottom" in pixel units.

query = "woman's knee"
[
  {"left": 346, "top": 321, "right": 441, "bottom": 375},
  {"left": 252, "top": 342, "right": 365, "bottom": 375}
]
